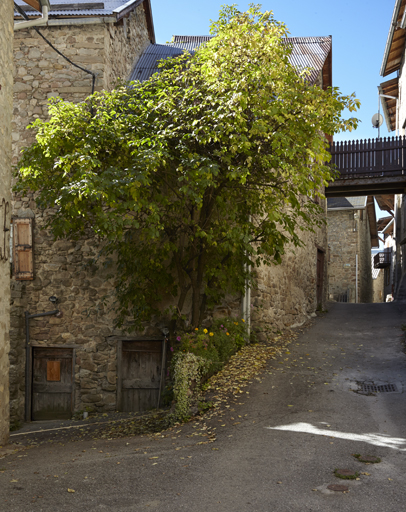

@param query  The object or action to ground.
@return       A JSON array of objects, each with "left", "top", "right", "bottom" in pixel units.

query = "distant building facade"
[{"left": 327, "top": 196, "right": 378, "bottom": 303}]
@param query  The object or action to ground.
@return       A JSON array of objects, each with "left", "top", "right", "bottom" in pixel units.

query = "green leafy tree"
[{"left": 15, "top": 5, "right": 360, "bottom": 330}]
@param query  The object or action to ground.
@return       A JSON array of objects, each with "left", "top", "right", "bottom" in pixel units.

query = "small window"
[{"left": 13, "top": 218, "right": 34, "bottom": 280}]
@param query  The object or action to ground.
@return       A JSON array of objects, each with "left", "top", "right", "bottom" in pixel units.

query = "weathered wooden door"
[
  {"left": 119, "top": 341, "right": 162, "bottom": 412},
  {"left": 316, "top": 249, "right": 324, "bottom": 306},
  {"left": 32, "top": 348, "right": 74, "bottom": 420}
]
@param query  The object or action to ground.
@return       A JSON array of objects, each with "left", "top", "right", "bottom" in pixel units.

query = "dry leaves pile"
[
  {"left": 205, "top": 334, "right": 293, "bottom": 400},
  {"left": 160, "top": 331, "right": 297, "bottom": 446}
]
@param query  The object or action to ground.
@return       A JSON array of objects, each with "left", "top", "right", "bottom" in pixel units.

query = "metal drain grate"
[{"left": 360, "top": 383, "right": 398, "bottom": 394}]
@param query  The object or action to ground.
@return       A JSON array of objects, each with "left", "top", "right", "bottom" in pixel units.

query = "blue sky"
[{"left": 150, "top": 0, "right": 397, "bottom": 143}]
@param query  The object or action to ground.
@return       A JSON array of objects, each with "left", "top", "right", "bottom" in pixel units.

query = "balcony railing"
[
  {"left": 374, "top": 250, "right": 391, "bottom": 269},
  {"left": 329, "top": 136, "right": 406, "bottom": 178}
]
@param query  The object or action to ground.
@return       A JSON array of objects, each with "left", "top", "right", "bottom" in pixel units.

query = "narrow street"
[{"left": 2, "top": 302, "right": 406, "bottom": 511}]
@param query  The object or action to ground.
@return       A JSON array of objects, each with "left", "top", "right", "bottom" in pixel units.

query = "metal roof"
[
  {"left": 128, "top": 43, "right": 188, "bottom": 82},
  {"left": 168, "top": 35, "right": 212, "bottom": 52},
  {"left": 129, "top": 35, "right": 332, "bottom": 84},
  {"left": 14, "top": 0, "right": 136, "bottom": 17},
  {"left": 327, "top": 197, "right": 368, "bottom": 210},
  {"left": 285, "top": 36, "right": 332, "bottom": 85}
]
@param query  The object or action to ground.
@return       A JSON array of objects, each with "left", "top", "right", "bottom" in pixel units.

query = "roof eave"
[
  {"left": 380, "top": 0, "right": 404, "bottom": 76},
  {"left": 21, "top": 0, "right": 42, "bottom": 12},
  {"left": 321, "top": 36, "right": 332, "bottom": 90},
  {"left": 327, "top": 206, "right": 366, "bottom": 211},
  {"left": 378, "top": 79, "right": 398, "bottom": 132},
  {"left": 367, "top": 196, "right": 379, "bottom": 248}
]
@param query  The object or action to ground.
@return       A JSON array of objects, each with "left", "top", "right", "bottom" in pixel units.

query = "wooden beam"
[
  {"left": 21, "top": 0, "right": 42, "bottom": 12},
  {"left": 326, "top": 176, "right": 406, "bottom": 197}
]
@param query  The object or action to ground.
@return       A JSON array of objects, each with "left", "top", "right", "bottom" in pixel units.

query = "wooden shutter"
[{"left": 13, "top": 218, "right": 34, "bottom": 280}]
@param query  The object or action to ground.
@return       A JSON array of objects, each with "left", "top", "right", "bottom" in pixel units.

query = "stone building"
[
  {"left": 10, "top": 25, "right": 333, "bottom": 425},
  {"left": 372, "top": 251, "right": 385, "bottom": 303},
  {"left": 132, "top": 35, "right": 333, "bottom": 333},
  {"left": 0, "top": 0, "right": 14, "bottom": 446},
  {"left": 10, "top": 0, "right": 154, "bottom": 426},
  {"left": 327, "top": 196, "right": 378, "bottom": 303}
]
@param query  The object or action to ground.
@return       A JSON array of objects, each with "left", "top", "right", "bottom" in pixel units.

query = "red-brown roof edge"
[{"left": 21, "top": 0, "right": 42, "bottom": 12}]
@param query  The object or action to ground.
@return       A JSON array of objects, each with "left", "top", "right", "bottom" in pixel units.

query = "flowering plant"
[{"left": 170, "top": 317, "right": 249, "bottom": 420}]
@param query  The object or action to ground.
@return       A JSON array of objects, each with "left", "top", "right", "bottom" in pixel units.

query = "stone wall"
[
  {"left": 327, "top": 208, "right": 373, "bottom": 303},
  {"left": 0, "top": 0, "right": 13, "bottom": 445},
  {"left": 104, "top": 5, "right": 150, "bottom": 89},
  {"left": 373, "top": 270, "right": 384, "bottom": 303},
  {"left": 10, "top": 14, "right": 151, "bottom": 425},
  {"left": 12, "top": 23, "right": 105, "bottom": 162},
  {"left": 358, "top": 210, "right": 373, "bottom": 303},
  {"left": 252, "top": 200, "right": 328, "bottom": 335}
]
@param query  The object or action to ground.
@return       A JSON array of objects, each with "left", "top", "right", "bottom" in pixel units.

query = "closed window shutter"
[{"left": 13, "top": 218, "right": 34, "bottom": 280}]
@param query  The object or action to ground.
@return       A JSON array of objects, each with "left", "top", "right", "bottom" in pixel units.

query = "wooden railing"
[{"left": 329, "top": 136, "right": 406, "bottom": 178}]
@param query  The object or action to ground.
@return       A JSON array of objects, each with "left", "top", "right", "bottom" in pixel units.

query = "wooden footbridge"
[{"left": 326, "top": 136, "right": 406, "bottom": 197}]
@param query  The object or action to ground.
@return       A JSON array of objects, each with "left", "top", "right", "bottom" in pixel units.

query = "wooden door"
[
  {"left": 32, "top": 348, "right": 74, "bottom": 420},
  {"left": 119, "top": 341, "right": 162, "bottom": 412},
  {"left": 316, "top": 249, "right": 324, "bottom": 306}
]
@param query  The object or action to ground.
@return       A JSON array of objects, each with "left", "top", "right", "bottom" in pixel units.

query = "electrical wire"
[{"left": 14, "top": 2, "right": 96, "bottom": 95}]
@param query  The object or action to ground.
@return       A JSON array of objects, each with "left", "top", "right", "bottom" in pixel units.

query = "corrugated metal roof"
[
  {"left": 130, "top": 35, "right": 332, "bottom": 84},
  {"left": 327, "top": 197, "right": 368, "bottom": 210},
  {"left": 14, "top": 0, "right": 130, "bottom": 17},
  {"left": 285, "top": 36, "right": 331, "bottom": 85},
  {"left": 128, "top": 43, "right": 188, "bottom": 82},
  {"left": 168, "top": 35, "right": 212, "bottom": 51},
  {"left": 173, "top": 35, "right": 212, "bottom": 43}
]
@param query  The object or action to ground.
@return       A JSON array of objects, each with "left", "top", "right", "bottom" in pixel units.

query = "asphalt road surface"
[{"left": 2, "top": 301, "right": 406, "bottom": 511}]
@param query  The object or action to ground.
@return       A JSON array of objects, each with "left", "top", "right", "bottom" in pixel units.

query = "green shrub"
[
  {"left": 171, "top": 352, "right": 211, "bottom": 421},
  {"left": 170, "top": 317, "right": 249, "bottom": 420}
]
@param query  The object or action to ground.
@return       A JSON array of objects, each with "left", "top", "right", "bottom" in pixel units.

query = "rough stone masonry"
[
  {"left": 10, "top": 5, "right": 152, "bottom": 426},
  {"left": 0, "top": 0, "right": 13, "bottom": 445}
]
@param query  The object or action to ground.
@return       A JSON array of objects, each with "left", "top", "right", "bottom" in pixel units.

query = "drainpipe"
[
  {"left": 242, "top": 215, "right": 251, "bottom": 337},
  {"left": 242, "top": 263, "right": 251, "bottom": 337},
  {"left": 25, "top": 308, "right": 59, "bottom": 421},
  {"left": 14, "top": 0, "right": 50, "bottom": 31},
  {"left": 355, "top": 254, "right": 359, "bottom": 303}
]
